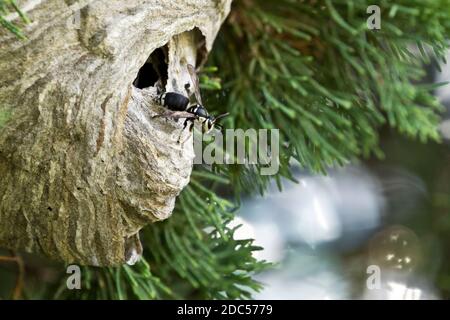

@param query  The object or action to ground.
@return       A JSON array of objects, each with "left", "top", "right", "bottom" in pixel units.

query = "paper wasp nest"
[{"left": 0, "top": 0, "right": 232, "bottom": 266}]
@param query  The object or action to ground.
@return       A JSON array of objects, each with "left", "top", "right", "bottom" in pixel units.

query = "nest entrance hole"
[{"left": 133, "top": 46, "right": 168, "bottom": 90}]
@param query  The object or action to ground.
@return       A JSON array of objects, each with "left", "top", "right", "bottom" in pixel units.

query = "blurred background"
[
  {"left": 234, "top": 52, "right": 450, "bottom": 300},
  {"left": 0, "top": 45, "right": 448, "bottom": 302},
  {"left": 1, "top": 0, "right": 449, "bottom": 301}
]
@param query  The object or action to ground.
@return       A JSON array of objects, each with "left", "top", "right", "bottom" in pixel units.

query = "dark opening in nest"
[{"left": 133, "top": 46, "right": 168, "bottom": 89}]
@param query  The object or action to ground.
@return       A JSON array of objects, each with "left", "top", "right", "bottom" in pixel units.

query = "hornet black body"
[{"left": 155, "top": 64, "right": 229, "bottom": 134}]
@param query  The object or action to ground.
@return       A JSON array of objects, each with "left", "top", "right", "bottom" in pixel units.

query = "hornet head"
[{"left": 203, "top": 112, "right": 230, "bottom": 133}]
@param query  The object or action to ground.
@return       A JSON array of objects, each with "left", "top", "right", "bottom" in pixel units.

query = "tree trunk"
[{"left": 0, "top": 0, "right": 232, "bottom": 266}]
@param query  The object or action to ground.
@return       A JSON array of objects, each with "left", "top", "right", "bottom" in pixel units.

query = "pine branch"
[{"left": 206, "top": 0, "right": 449, "bottom": 196}]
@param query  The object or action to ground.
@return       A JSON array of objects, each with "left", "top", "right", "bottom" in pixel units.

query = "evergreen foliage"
[
  {"left": 208, "top": 0, "right": 449, "bottom": 196},
  {"left": 1, "top": 0, "right": 450, "bottom": 299}
]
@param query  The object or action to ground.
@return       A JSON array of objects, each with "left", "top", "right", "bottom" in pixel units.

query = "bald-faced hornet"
[{"left": 155, "top": 64, "right": 229, "bottom": 134}]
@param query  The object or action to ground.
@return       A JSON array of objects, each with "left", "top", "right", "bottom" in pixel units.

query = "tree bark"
[{"left": 0, "top": 0, "right": 232, "bottom": 266}]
